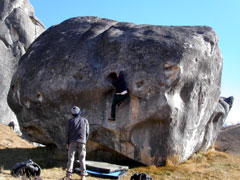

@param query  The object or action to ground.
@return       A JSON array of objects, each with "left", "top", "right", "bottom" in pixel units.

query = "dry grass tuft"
[
  {"left": 165, "top": 154, "right": 181, "bottom": 166},
  {"left": 0, "top": 124, "right": 34, "bottom": 149}
]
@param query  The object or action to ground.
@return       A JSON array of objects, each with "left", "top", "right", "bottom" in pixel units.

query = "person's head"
[
  {"left": 108, "top": 72, "right": 117, "bottom": 80},
  {"left": 71, "top": 106, "right": 81, "bottom": 117}
]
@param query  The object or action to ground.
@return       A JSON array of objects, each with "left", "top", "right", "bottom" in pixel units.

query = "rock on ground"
[
  {"left": 215, "top": 123, "right": 240, "bottom": 155},
  {"left": 8, "top": 16, "right": 232, "bottom": 165},
  {"left": 200, "top": 96, "right": 234, "bottom": 151},
  {"left": 0, "top": 0, "right": 45, "bottom": 132}
]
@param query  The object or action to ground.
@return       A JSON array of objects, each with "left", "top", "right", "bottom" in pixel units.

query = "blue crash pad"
[{"left": 86, "top": 169, "right": 128, "bottom": 179}]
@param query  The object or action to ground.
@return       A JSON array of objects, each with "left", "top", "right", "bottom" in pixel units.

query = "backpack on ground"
[
  {"left": 130, "top": 173, "right": 152, "bottom": 180},
  {"left": 11, "top": 159, "right": 41, "bottom": 178}
]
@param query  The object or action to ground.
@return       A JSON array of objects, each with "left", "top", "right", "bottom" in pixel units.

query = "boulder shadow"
[{"left": 0, "top": 147, "right": 67, "bottom": 170}]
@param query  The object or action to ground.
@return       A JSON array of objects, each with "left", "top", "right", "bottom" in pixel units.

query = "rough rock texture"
[
  {"left": 199, "top": 96, "right": 234, "bottom": 151},
  {"left": 8, "top": 16, "right": 228, "bottom": 165},
  {"left": 0, "top": 0, "right": 45, "bottom": 130},
  {"left": 215, "top": 124, "right": 240, "bottom": 155}
]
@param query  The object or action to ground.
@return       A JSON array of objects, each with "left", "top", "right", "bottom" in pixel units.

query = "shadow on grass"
[
  {"left": 0, "top": 147, "right": 68, "bottom": 170},
  {"left": 0, "top": 146, "right": 144, "bottom": 172}
]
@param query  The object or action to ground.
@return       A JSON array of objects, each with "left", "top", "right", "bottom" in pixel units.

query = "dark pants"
[{"left": 111, "top": 93, "right": 128, "bottom": 119}]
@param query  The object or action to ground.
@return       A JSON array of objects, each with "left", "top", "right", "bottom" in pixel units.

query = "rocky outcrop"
[
  {"left": 8, "top": 16, "right": 229, "bottom": 165},
  {"left": 0, "top": 0, "right": 45, "bottom": 130},
  {"left": 199, "top": 96, "right": 234, "bottom": 151},
  {"left": 215, "top": 123, "right": 240, "bottom": 155}
]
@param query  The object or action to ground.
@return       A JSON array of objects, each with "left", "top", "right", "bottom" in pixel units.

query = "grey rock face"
[
  {"left": 8, "top": 16, "right": 226, "bottom": 165},
  {"left": 199, "top": 96, "right": 234, "bottom": 151},
  {"left": 215, "top": 124, "right": 240, "bottom": 155},
  {"left": 0, "top": 0, "right": 45, "bottom": 130}
]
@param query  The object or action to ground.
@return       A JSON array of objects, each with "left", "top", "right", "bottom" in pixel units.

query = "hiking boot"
[
  {"left": 82, "top": 171, "right": 88, "bottom": 176},
  {"left": 108, "top": 117, "right": 115, "bottom": 121},
  {"left": 65, "top": 171, "right": 72, "bottom": 180}
]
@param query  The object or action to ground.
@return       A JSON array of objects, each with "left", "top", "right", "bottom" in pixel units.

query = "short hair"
[{"left": 108, "top": 72, "right": 117, "bottom": 80}]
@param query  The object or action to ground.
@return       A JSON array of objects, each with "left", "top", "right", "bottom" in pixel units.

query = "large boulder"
[
  {"left": 0, "top": 0, "right": 45, "bottom": 130},
  {"left": 8, "top": 16, "right": 229, "bottom": 165}
]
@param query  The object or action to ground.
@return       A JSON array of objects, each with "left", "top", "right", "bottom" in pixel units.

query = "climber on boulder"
[{"left": 108, "top": 71, "right": 128, "bottom": 121}]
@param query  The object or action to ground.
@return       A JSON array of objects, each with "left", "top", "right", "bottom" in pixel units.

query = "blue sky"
[{"left": 30, "top": 0, "right": 240, "bottom": 125}]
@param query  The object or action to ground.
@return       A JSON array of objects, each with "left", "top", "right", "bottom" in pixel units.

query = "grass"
[{"left": 1, "top": 124, "right": 240, "bottom": 180}]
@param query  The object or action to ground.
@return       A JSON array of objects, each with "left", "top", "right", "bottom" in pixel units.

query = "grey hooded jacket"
[{"left": 66, "top": 115, "right": 89, "bottom": 145}]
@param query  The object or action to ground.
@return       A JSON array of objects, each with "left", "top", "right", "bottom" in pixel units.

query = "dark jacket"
[
  {"left": 66, "top": 115, "right": 89, "bottom": 145},
  {"left": 112, "top": 72, "right": 127, "bottom": 93}
]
